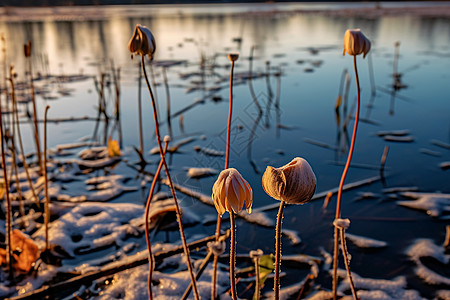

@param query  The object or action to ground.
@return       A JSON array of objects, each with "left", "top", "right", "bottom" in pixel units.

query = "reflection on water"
[{"left": 1, "top": 3, "right": 450, "bottom": 298}]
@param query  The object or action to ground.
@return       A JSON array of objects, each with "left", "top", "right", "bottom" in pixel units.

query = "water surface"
[{"left": 1, "top": 2, "right": 449, "bottom": 298}]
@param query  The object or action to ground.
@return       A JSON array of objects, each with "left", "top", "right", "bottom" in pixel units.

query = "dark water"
[{"left": 1, "top": 2, "right": 449, "bottom": 299}]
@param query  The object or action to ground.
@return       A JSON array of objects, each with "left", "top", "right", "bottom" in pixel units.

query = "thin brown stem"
[
  {"left": 225, "top": 60, "right": 235, "bottom": 169},
  {"left": 340, "top": 229, "right": 358, "bottom": 300},
  {"left": 274, "top": 200, "right": 285, "bottom": 300},
  {"left": 213, "top": 56, "right": 236, "bottom": 299},
  {"left": 28, "top": 57, "right": 42, "bottom": 175},
  {"left": 141, "top": 55, "right": 200, "bottom": 300},
  {"left": 137, "top": 61, "right": 144, "bottom": 156},
  {"left": 332, "top": 226, "right": 339, "bottom": 300},
  {"left": 144, "top": 139, "right": 168, "bottom": 300},
  {"left": 10, "top": 77, "right": 39, "bottom": 207},
  {"left": 332, "top": 55, "right": 361, "bottom": 300},
  {"left": 8, "top": 77, "right": 24, "bottom": 219},
  {"left": 253, "top": 256, "right": 261, "bottom": 300},
  {"left": 211, "top": 216, "right": 221, "bottom": 300},
  {"left": 0, "top": 78, "right": 12, "bottom": 280},
  {"left": 229, "top": 211, "right": 237, "bottom": 300},
  {"left": 43, "top": 105, "right": 50, "bottom": 251}
]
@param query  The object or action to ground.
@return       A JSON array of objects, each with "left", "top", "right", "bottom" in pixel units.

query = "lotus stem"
[
  {"left": 252, "top": 253, "right": 262, "bottom": 300},
  {"left": 339, "top": 228, "right": 358, "bottom": 300},
  {"left": 254, "top": 260, "right": 261, "bottom": 300},
  {"left": 229, "top": 211, "right": 238, "bottom": 300},
  {"left": 141, "top": 55, "right": 200, "bottom": 300},
  {"left": 27, "top": 51, "right": 42, "bottom": 175},
  {"left": 43, "top": 105, "right": 50, "bottom": 251},
  {"left": 111, "top": 61, "right": 123, "bottom": 148},
  {"left": 8, "top": 75, "right": 24, "bottom": 219},
  {"left": 274, "top": 200, "right": 286, "bottom": 300},
  {"left": 212, "top": 55, "right": 237, "bottom": 299},
  {"left": 212, "top": 217, "right": 221, "bottom": 300},
  {"left": 10, "top": 75, "right": 39, "bottom": 207},
  {"left": 332, "top": 55, "right": 361, "bottom": 300},
  {"left": 137, "top": 60, "right": 144, "bottom": 156},
  {"left": 10, "top": 129, "right": 24, "bottom": 220},
  {"left": 225, "top": 59, "right": 235, "bottom": 169},
  {"left": 145, "top": 139, "right": 169, "bottom": 300},
  {"left": 149, "top": 62, "right": 160, "bottom": 121},
  {"left": 0, "top": 73, "right": 12, "bottom": 280}
]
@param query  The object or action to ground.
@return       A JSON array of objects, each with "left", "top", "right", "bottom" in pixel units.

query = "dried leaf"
[
  {"left": 0, "top": 229, "right": 40, "bottom": 273},
  {"left": 108, "top": 138, "right": 121, "bottom": 157}
]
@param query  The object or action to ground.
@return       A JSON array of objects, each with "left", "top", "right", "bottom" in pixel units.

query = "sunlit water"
[{"left": 1, "top": 2, "right": 449, "bottom": 298}]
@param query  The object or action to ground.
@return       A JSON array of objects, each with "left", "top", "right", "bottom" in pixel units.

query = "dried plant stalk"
[{"left": 141, "top": 55, "right": 200, "bottom": 300}]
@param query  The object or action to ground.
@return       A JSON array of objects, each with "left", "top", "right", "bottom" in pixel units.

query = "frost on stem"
[{"left": 333, "top": 218, "right": 350, "bottom": 230}]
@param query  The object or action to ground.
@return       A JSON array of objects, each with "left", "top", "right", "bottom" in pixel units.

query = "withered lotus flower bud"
[
  {"left": 128, "top": 24, "right": 156, "bottom": 60},
  {"left": 227, "top": 53, "right": 239, "bottom": 62},
  {"left": 262, "top": 157, "right": 316, "bottom": 205},
  {"left": 343, "top": 29, "right": 371, "bottom": 58},
  {"left": 24, "top": 41, "right": 32, "bottom": 58},
  {"left": 212, "top": 168, "right": 252, "bottom": 216}
]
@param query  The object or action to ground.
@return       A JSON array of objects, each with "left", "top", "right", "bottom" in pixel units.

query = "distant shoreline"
[
  {"left": 2, "top": 2, "right": 450, "bottom": 22},
  {"left": 2, "top": 0, "right": 450, "bottom": 8}
]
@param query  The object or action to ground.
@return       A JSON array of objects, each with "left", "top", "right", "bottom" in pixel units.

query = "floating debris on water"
[
  {"left": 383, "top": 186, "right": 419, "bottom": 193},
  {"left": 419, "top": 148, "right": 441, "bottom": 157},
  {"left": 384, "top": 135, "right": 415, "bottom": 142},
  {"left": 149, "top": 136, "right": 197, "bottom": 155},
  {"left": 440, "top": 161, "right": 450, "bottom": 170},
  {"left": 431, "top": 139, "right": 450, "bottom": 150},
  {"left": 376, "top": 129, "right": 410, "bottom": 137},
  {"left": 354, "top": 192, "right": 379, "bottom": 201}
]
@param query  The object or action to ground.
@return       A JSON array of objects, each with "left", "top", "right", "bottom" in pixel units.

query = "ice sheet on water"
[
  {"left": 397, "top": 192, "right": 450, "bottom": 218},
  {"left": 95, "top": 263, "right": 231, "bottom": 300},
  {"left": 0, "top": 264, "right": 60, "bottom": 298},
  {"left": 60, "top": 174, "right": 138, "bottom": 202},
  {"left": 32, "top": 202, "right": 144, "bottom": 256},
  {"left": 338, "top": 271, "right": 425, "bottom": 300},
  {"left": 435, "top": 290, "right": 450, "bottom": 300},
  {"left": 406, "top": 239, "right": 450, "bottom": 286},
  {"left": 345, "top": 233, "right": 388, "bottom": 249}
]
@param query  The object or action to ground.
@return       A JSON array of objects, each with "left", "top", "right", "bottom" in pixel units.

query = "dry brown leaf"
[{"left": 0, "top": 229, "right": 40, "bottom": 273}]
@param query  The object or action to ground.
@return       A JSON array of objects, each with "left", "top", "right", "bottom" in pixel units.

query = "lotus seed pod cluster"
[
  {"left": 343, "top": 29, "right": 371, "bottom": 58},
  {"left": 128, "top": 24, "right": 156, "bottom": 59},
  {"left": 262, "top": 157, "right": 316, "bottom": 205},
  {"left": 212, "top": 168, "right": 253, "bottom": 216}
]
